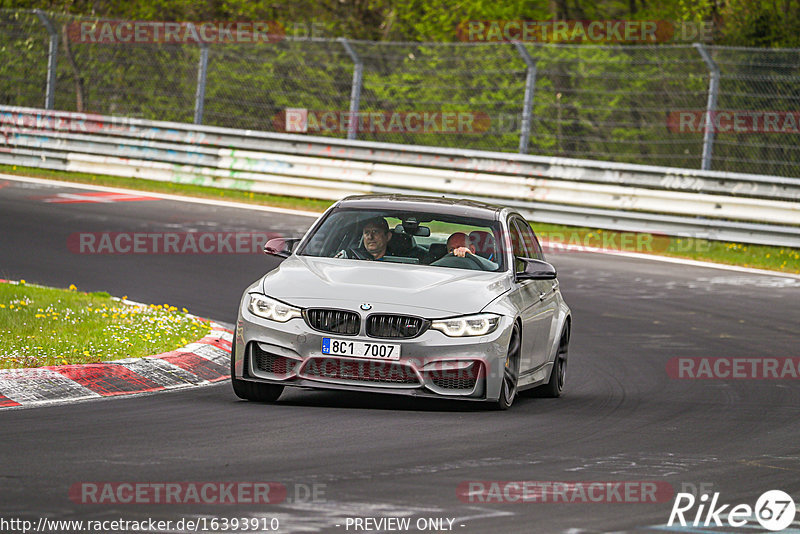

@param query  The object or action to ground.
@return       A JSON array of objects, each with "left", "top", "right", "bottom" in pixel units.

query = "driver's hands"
[{"left": 451, "top": 247, "right": 471, "bottom": 257}]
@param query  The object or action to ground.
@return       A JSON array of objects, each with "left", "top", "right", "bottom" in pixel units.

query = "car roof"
[{"left": 335, "top": 194, "right": 508, "bottom": 220}]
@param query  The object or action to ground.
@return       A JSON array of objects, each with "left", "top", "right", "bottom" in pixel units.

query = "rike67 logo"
[{"left": 668, "top": 490, "right": 796, "bottom": 531}]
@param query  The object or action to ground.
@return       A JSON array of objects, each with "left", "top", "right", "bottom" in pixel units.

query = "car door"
[
  {"left": 516, "top": 220, "right": 559, "bottom": 369},
  {"left": 508, "top": 216, "right": 553, "bottom": 375}
]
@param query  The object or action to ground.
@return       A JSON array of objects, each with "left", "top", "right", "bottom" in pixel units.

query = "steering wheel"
[
  {"left": 461, "top": 252, "right": 485, "bottom": 270},
  {"left": 345, "top": 247, "right": 372, "bottom": 260},
  {"left": 436, "top": 251, "right": 485, "bottom": 270}
]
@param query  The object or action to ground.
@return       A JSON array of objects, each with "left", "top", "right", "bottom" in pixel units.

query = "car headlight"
[
  {"left": 247, "top": 294, "right": 302, "bottom": 322},
  {"left": 430, "top": 313, "right": 500, "bottom": 337}
]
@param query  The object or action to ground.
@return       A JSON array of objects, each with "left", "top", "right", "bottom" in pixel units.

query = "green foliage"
[
  {"left": 2, "top": 2, "right": 800, "bottom": 175},
  {"left": 2, "top": 0, "right": 799, "bottom": 45}
]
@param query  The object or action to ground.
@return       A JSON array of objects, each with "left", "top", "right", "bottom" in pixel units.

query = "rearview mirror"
[
  {"left": 264, "top": 237, "right": 301, "bottom": 258},
  {"left": 400, "top": 224, "right": 430, "bottom": 237},
  {"left": 515, "top": 258, "right": 557, "bottom": 280}
]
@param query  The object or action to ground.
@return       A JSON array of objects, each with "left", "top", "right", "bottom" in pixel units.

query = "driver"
[{"left": 335, "top": 217, "right": 392, "bottom": 260}]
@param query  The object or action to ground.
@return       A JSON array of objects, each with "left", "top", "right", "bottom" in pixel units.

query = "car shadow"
[{"left": 249, "top": 388, "right": 497, "bottom": 413}]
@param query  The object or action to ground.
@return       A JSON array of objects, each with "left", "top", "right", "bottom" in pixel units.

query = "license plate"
[{"left": 322, "top": 338, "right": 401, "bottom": 360}]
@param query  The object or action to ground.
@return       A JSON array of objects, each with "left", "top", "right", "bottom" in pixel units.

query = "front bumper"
[{"left": 233, "top": 301, "right": 513, "bottom": 401}]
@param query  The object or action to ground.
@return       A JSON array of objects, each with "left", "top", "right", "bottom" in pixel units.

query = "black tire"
[
  {"left": 532, "top": 326, "right": 569, "bottom": 398},
  {"left": 231, "top": 346, "right": 284, "bottom": 402},
  {"left": 492, "top": 323, "right": 521, "bottom": 410}
]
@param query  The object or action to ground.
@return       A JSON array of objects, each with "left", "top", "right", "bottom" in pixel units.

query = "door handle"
[{"left": 539, "top": 292, "right": 547, "bottom": 301}]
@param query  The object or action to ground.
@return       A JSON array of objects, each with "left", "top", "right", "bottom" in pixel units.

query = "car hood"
[{"left": 259, "top": 255, "right": 512, "bottom": 317}]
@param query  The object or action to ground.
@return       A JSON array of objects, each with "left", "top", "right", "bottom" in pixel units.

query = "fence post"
[
  {"left": 694, "top": 43, "right": 720, "bottom": 171},
  {"left": 192, "top": 24, "right": 209, "bottom": 125},
  {"left": 339, "top": 38, "right": 363, "bottom": 141},
  {"left": 34, "top": 9, "right": 58, "bottom": 110},
  {"left": 514, "top": 42, "right": 538, "bottom": 155}
]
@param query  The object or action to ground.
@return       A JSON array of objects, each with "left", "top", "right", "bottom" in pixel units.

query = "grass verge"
[
  {"left": 0, "top": 280, "right": 211, "bottom": 369},
  {"left": 1, "top": 164, "right": 798, "bottom": 274},
  {"left": 532, "top": 223, "right": 800, "bottom": 274}
]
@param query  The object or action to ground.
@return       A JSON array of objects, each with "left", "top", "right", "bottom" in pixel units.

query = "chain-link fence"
[{"left": 2, "top": 10, "right": 800, "bottom": 178}]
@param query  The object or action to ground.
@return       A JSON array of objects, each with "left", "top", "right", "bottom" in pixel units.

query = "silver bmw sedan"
[{"left": 232, "top": 194, "right": 571, "bottom": 409}]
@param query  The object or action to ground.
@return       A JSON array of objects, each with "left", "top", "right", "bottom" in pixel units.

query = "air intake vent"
[
  {"left": 252, "top": 344, "right": 297, "bottom": 377},
  {"left": 301, "top": 357, "right": 419, "bottom": 385},
  {"left": 431, "top": 376, "right": 478, "bottom": 390}
]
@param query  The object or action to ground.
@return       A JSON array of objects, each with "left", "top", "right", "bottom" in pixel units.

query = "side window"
[
  {"left": 508, "top": 218, "right": 527, "bottom": 272},
  {"left": 516, "top": 219, "right": 545, "bottom": 261}
]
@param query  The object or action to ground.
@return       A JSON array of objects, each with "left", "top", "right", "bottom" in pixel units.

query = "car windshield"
[{"left": 297, "top": 208, "right": 505, "bottom": 272}]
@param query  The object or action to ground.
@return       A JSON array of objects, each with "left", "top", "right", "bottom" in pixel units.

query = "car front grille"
[
  {"left": 301, "top": 357, "right": 419, "bottom": 385},
  {"left": 252, "top": 345, "right": 298, "bottom": 377},
  {"left": 366, "top": 314, "right": 428, "bottom": 339},
  {"left": 304, "top": 309, "right": 360, "bottom": 336}
]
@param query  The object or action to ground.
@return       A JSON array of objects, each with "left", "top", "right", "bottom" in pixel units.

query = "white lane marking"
[
  {"left": 0, "top": 173, "right": 321, "bottom": 218},
  {"left": 2, "top": 173, "right": 798, "bottom": 280},
  {"left": 564, "top": 246, "right": 800, "bottom": 280},
  {"left": 695, "top": 275, "right": 800, "bottom": 288}
]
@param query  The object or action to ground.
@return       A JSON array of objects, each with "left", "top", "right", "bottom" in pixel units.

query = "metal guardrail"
[{"left": 1, "top": 105, "right": 799, "bottom": 247}]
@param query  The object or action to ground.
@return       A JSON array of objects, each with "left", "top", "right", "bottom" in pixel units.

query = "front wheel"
[
  {"left": 231, "top": 348, "right": 284, "bottom": 402},
  {"left": 493, "top": 324, "right": 521, "bottom": 410}
]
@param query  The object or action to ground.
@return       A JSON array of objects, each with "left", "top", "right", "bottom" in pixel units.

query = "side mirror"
[
  {"left": 515, "top": 258, "right": 557, "bottom": 280},
  {"left": 264, "top": 237, "right": 301, "bottom": 258}
]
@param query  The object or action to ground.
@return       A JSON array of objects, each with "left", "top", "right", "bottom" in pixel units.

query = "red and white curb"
[{"left": 0, "top": 322, "right": 232, "bottom": 410}]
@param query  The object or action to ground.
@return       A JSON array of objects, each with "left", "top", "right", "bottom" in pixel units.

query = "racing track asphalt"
[{"left": 0, "top": 176, "right": 799, "bottom": 533}]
